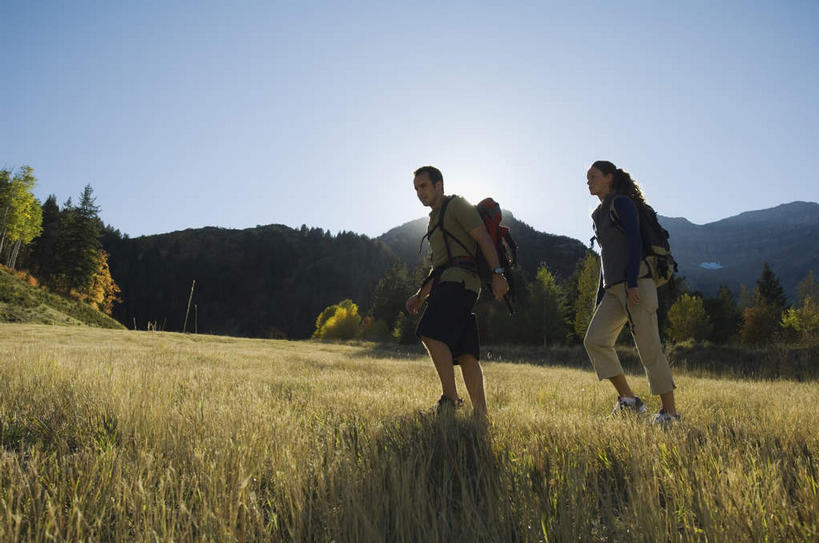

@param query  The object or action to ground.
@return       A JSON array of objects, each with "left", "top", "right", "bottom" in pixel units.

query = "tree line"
[
  {"left": 5, "top": 163, "right": 816, "bottom": 346},
  {"left": 314, "top": 257, "right": 819, "bottom": 347},
  {"left": 1, "top": 166, "right": 120, "bottom": 314}
]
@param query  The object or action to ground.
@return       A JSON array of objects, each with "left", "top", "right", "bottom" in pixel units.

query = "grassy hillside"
[
  {"left": 0, "top": 267, "right": 124, "bottom": 329},
  {"left": 0, "top": 324, "right": 817, "bottom": 541}
]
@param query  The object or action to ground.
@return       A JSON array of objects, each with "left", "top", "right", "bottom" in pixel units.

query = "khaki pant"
[{"left": 583, "top": 270, "right": 675, "bottom": 395}]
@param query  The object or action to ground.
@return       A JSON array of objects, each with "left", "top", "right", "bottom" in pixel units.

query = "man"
[{"left": 406, "top": 166, "right": 509, "bottom": 417}]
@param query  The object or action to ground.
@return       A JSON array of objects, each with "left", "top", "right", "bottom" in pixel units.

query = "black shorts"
[{"left": 416, "top": 281, "right": 480, "bottom": 363}]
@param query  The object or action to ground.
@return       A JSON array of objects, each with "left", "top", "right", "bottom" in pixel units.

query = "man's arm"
[
  {"left": 468, "top": 225, "right": 509, "bottom": 301},
  {"left": 406, "top": 270, "right": 435, "bottom": 315}
]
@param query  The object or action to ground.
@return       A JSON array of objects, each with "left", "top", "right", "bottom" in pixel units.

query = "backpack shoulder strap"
[
  {"left": 608, "top": 194, "right": 624, "bottom": 228},
  {"left": 433, "top": 195, "right": 475, "bottom": 257},
  {"left": 609, "top": 194, "right": 642, "bottom": 231},
  {"left": 419, "top": 195, "right": 454, "bottom": 243}
]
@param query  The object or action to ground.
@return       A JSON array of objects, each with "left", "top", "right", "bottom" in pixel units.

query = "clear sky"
[{"left": 2, "top": 1, "right": 817, "bottom": 244}]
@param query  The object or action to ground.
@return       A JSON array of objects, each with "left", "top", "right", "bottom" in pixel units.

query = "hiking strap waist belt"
[{"left": 421, "top": 257, "right": 478, "bottom": 290}]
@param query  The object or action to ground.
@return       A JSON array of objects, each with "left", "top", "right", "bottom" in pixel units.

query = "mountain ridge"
[{"left": 658, "top": 201, "right": 819, "bottom": 300}]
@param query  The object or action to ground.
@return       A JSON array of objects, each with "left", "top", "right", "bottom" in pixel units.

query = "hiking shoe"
[
  {"left": 436, "top": 394, "right": 464, "bottom": 414},
  {"left": 611, "top": 396, "right": 648, "bottom": 416},
  {"left": 652, "top": 409, "right": 681, "bottom": 425}
]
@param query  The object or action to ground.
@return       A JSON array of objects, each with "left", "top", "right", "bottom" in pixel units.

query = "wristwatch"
[{"left": 492, "top": 267, "right": 504, "bottom": 275}]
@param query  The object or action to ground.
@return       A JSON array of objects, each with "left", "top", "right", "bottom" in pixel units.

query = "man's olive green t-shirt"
[{"left": 426, "top": 195, "right": 483, "bottom": 293}]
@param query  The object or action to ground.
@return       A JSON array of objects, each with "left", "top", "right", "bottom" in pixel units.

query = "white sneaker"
[
  {"left": 652, "top": 409, "right": 681, "bottom": 425},
  {"left": 611, "top": 396, "right": 648, "bottom": 416}
]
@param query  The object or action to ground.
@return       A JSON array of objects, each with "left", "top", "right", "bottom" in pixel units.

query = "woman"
[{"left": 583, "top": 160, "right": 680, "bottom": 424}]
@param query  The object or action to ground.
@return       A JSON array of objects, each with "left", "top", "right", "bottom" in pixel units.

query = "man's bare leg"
[
  {"left": 421, "top": 336, "right": 459, "bottom": 401},
  {"left": 458, "top": 354, "right": 487, "bottom": 417}
]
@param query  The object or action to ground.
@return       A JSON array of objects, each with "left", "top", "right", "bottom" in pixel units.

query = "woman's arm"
[{"left": 613, "top": 196, "right": 642, "bottom": 289}]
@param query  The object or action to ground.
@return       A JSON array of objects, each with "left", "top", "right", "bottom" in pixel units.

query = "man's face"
[{"left": 414, "top": 172, "right": 443, "bottom": 207}]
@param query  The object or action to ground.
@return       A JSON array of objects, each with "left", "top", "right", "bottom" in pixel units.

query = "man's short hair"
[{"left": 414, "top": 166, "right": 443, "bottom": 186}]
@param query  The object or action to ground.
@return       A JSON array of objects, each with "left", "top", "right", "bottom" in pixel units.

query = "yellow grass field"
[{"left": 0, "top": 324, "right": 817, "bottom": 542}]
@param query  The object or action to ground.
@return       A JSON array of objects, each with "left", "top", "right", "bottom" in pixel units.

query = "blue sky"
[{"left": 2, "top": 1, "right": 817, "bottom": 244}]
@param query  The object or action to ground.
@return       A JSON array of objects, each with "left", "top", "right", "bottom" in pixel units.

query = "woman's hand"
[{"left": 627, "top": 286, "right": 641, "bottom": 306}]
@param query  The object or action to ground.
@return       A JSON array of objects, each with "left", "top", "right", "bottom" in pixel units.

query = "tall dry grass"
[{"left": 0, "top": 324, "right": 816, "bottom": 541}]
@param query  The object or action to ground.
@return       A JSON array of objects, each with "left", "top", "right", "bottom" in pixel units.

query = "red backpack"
[{"left": 421, "top": 196, "right": 518, "bottom": 313}]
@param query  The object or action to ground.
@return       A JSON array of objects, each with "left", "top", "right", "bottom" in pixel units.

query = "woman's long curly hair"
[{"left": 592, "top": 160, "right": 647, "bottom": 206}]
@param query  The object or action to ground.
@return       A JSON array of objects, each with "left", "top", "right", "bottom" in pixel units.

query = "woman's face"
[{"left": 586, "top": 167, "right": 613, "bottom": 197}]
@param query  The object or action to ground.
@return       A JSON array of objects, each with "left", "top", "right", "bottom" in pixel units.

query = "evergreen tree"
[
  {"left": 370, "top": 262, "right": 415, "bottom": 330},
  {"left": 703, "top": 286, "right": 741, "bottom": 343},
  {"left": 737, "top": 284, "right": 754, "bottom": 310},
  {"left": 739, "top": 263, "right": 788, "bottom": 344},
  {"left": 28, "top": 195, "right": 61, "bottom": 282},
  {"left": 755, "top": 262, "right": 787, "bottom": 311},
  {"left": 530, "top": 264, "right": 569, "bottom": 346},
  {"left": 56, "top": 185, "right": 102, "bottom": 294}
]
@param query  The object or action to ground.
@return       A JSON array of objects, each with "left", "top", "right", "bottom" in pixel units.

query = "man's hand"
[
  {"left": 491, "top": 273, "right": 509, "bottom": 301},
  {"left": 406, "top": 293, "right": 424, "bottom": 315},
  {"left": 627, "top": 286, "right": 640, "bottom": 306}
]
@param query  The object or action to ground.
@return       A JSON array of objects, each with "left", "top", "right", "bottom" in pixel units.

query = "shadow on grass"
[
  {"left": 278, "top": 409, "right": 648, "bottom": 542},
  {"left": 274, "top": 411, "right": 537, "bottom": 542}
]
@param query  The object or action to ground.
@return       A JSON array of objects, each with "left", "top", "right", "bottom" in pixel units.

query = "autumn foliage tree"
[
  {"left": 780, "top": 270, "right": 819, "bottom": 343},
  {"left": 313, "top": 299, "right": 362, "bottom": 340},
  {"left": 0, "top": 166, "right": 43, "bottom": 269},
  {"left": 79, "top": 250, "right": 122, "bottom": 315},
  {"left": 572, "top": 252, "right": 600, "bottom": 341}
]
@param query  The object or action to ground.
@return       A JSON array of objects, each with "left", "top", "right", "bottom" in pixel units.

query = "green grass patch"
[{"left": 0, "top": 268, "right": 123, "bottom": 329}]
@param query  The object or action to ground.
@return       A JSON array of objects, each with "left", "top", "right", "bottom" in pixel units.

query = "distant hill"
[
  {"left": 102, "top": 212, "right": 588, "bottom": 339},
  {"left": 377, "top": 211, "right": 588, "bottom": 280},
  {"left": 659, "top": 201, "right": 819, "bottom": 300},
  {"left": 104, "top": 225, "right": 398, "bottom": 339},
  {"left": 0, "top": 266, "right": 124, "bottom": 328}
]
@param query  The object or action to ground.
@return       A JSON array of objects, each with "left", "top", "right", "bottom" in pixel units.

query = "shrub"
[
  {"left": 313, "top": 299, "right": 362, "bottom": 340},
  {"left": 359, "top": 317, "right": 392, "bottom": 342},
  {"left": 740, "top": 304, "right": 781, "bottom": 344},
  {"left": 666, "top": 293, "right": 712, "bottom": 342},
  {"left": 781, "top": 296, "right": 819, "bottom": 343}
]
